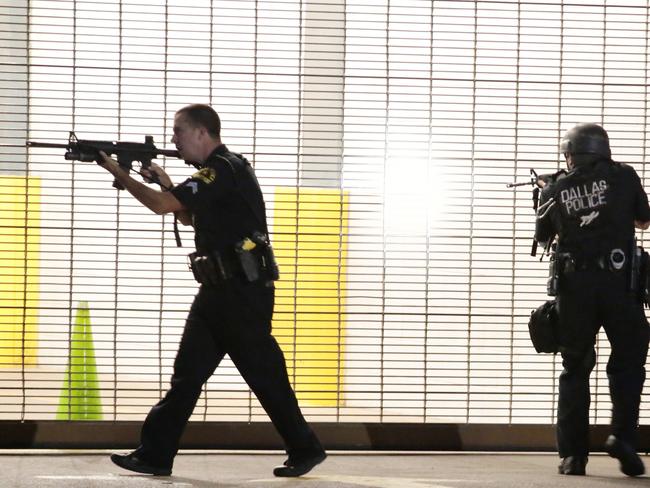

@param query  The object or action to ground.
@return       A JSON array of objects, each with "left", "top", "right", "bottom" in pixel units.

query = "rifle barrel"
[
  {"left": 26, "top": 141, "right": 69, "bottom": 149},
  {"left": 506, "top": 180, "right": 533, "bottom": 188}
]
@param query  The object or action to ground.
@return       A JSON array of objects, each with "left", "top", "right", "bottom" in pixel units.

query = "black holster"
[
  {"left": 630, "top": 244, "right": 650, "bottom": 307},
  {"left": 547, "top": 249, "right": 560, "bottom": 296},
  {"left": 235, "top": 232, "right": 280, "bottom": 282}
]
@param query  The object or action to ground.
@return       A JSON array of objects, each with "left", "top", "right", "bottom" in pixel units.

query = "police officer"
[
  {"left": 535, "top": 123, "right": 650, "bottom": 477},
  {"left": 98, "top": 104, "right": 326, "bottom": 477}
]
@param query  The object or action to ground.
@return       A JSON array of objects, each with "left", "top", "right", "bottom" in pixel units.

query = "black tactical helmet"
[{"left": 560, "top": 123, "right": 611, "bottom": 159}]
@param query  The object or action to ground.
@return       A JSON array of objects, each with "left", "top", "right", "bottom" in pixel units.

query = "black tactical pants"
[
  {"left": 135, "top": 280, "right": 321, "bottom": 468},
  {"left": 556, "top": 268, "right": 649, "bottom": 458}
]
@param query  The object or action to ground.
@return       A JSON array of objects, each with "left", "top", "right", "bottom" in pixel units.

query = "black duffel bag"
[{"left": 528, "top": 299, "right": 559, "bottom": 354}]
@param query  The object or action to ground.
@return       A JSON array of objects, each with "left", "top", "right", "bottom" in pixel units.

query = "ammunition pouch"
[
  {"left": 528, "top": 299, "right": 560, "bottom": 354},
  {"left": 188, "top": 232, "right": 280, "bottom": 286},
  {"left": 188, "top": 251, "right": 233, "bottom": 286}
]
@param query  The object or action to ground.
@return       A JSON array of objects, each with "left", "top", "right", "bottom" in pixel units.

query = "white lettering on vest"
[{"left": 560, "top": 179, "right": 608, "bottom": 215}]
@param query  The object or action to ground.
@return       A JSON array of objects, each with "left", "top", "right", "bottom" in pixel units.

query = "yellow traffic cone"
[{"left": 57, "top": 301, "right": 102, "bottom": 420}]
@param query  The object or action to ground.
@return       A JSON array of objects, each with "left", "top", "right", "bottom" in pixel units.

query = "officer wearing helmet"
[{"left": 535, "top": 123, "right": 650, "bottom": 477}]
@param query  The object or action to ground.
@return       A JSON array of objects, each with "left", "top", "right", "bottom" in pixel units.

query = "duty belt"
[{"left": 559, "top": 248, "right": 627, "bottom": 273}]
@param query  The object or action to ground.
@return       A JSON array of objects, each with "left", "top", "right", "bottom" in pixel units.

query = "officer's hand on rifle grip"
[{"left": 142, "top": 163, "right": 172, "bottom": 189}]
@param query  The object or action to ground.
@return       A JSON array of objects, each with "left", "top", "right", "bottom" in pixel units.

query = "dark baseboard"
[{"left": 2, "top": 421, "right": 648, "bottom": 452}]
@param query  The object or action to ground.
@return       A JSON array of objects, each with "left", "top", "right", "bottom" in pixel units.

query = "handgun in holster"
[
  {"left": 235, "top": 232, "right": 280, "bottom": 283},
  {"left": 629, "top": 239, "right": 650, "bottom": 307},
  {"left": 546, "top": 245, "right": 560, "bottom": 296},
  {"left": 641, "top": 251, "right": 650, "bottom": 307},
  {"left": 251, "top": 231, "right": 280, "bottom": 281},
  {"left": 235, "top": 237, "right": 261, "bottom": 282}
]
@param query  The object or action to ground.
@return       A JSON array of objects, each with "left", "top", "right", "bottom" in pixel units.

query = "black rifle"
[
  {"left": 27, "top": 131, "right": 180, "bottom": 190},
  {"left": 508, "top": 168, "right": 566, "bottom": 257},
  {"left": 507, "top": 168, "right": 565, "bottom": 208}
]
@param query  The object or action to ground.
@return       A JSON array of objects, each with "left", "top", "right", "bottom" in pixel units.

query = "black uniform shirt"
[
  {"left": 536, "top": 158, "right": 650, "bottom": 257},
  {"left": 536, "top": 159, "right": 650, "bottom": 256},
  {"left": 170, "top": 145, "right": 267, "bottom": 254}
]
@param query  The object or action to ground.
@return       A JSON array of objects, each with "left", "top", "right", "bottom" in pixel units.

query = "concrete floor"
[{"left": 1, "top": 451, "right": 649, "bottom": 488}]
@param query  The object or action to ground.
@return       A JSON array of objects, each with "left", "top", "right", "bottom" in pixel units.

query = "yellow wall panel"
[
  {"left": 272, "top": 187, "right": 348, "bottom": 407},
  {"left": 0, "top": 176, "right": 40, "bottom": 367}
]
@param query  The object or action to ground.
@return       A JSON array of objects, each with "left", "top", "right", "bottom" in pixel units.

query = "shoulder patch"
[{"left": 192, "top": 167, "right": 217, "bottom": 184}]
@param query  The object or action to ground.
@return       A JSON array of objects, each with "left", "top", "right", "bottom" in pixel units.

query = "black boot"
[
  {"left": 110, "top": 451, "right": 172, "bottom": 476},
  {"left": 273, "top": 449, "right": 327, "bottom": 477},
  {"left": 605, "top": 435, "right": 645, "bottom": 477},
  {"left": 558, "top": 456, "right": 587, "bottom": 475}
]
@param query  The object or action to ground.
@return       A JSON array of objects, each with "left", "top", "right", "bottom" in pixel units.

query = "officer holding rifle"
[
  {"left": 535, "top": 123, "right": 650, "bottom": 477},
  {"left": 100, "top": 104, "right": 326, "bottom": 478}
]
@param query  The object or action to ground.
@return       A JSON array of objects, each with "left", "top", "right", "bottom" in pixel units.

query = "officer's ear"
[
  {"left": 564, "top": 153, "right": 574, "bottom": 170},
  {"left": 196, "top": 125, "right": 210, "bottom": 143}
]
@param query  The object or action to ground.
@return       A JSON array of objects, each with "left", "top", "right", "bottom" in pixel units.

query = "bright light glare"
[{"left": 383, "top": 151, "right": 447, "bottom": 236}]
